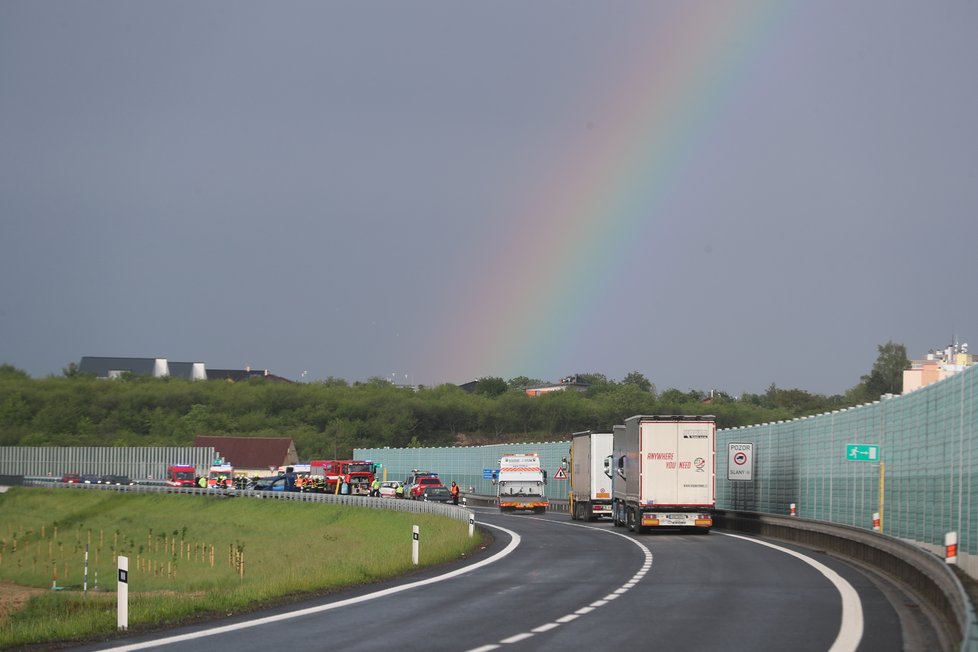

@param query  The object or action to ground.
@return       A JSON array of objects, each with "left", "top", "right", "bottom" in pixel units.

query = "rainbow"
[{"left": 434, "top": 2, "right": 796, "bottom": 384}]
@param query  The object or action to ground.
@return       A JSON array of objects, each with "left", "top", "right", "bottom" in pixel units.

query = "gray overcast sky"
[{"left": 2, "top": 1, "right": 976, "bottom": 396}]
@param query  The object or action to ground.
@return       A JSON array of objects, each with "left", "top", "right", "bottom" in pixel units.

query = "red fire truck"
[
  {"left": 165, "top": 464, "right": 197, "bottom": 488},
  {"left": 207, "top": 464, "right": 235, "bottom": 489},
  {"left": 309, "top": 460, "right": 377, "bottom": 495}
]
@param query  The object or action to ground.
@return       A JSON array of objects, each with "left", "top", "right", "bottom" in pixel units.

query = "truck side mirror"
[
  {"left": 616, "top": 455, "right": 626, "bottom": 480},
  {"left": 603, "top": 455, "right": 613, "bottom": 479},
  {"left": 543, "top": 469, "right": 548, "bottom": 485}
]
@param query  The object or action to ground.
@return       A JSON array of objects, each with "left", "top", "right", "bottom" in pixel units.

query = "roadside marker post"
[
  {"left": 412, "top": 525, "right": 420, "bottom": 565},
  {"left": 469, "top": 514, "right": 475, "bottom": 538},
  {"left": 118, "top": 555, "right": 129, "bottom": 630}
]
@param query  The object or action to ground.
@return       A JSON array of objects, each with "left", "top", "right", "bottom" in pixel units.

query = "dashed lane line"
[
  {"left": 465, "top": 518, "right": 863, "bottom": 652},
  {"left": 463, "top": 519, "right": 654, "bottom": 651}
]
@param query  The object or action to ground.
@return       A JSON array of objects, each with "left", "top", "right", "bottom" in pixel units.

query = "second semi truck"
[
  {"left": 568, "top": 430, "right": 614, "bottom": 521},
  {"left": 612, "top": 415, "right": 716, "bottom": 533}
]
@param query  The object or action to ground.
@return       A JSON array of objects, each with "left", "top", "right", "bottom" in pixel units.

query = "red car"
[
  {"left": 61, "top": 473, "right": 81, "bottom": 483},
  {"left": 409, "top": 476, "right": 443, "bottom": 499}
]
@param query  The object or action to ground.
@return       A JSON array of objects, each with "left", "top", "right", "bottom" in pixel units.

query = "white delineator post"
[
  {"left": 469, "top": 513, "right": 475, "bottom": 538},
  {"left": 412, "top": 525, "right": 420, "bottom": 565},
  {"left": 117, "top": 555, "right": 129, "bottom": 630}
]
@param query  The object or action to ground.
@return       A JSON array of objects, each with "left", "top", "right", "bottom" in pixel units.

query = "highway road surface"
[{"left": 73, "top": 506, "right": 937, "bottom": 652}]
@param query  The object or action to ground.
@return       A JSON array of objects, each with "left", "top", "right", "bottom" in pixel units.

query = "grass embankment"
[{"left": 0, "top": 488, "right": 484, "bottom": 648}]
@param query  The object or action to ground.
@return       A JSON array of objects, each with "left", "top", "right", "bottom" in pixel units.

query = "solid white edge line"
[
  {"left": 718, "top": 533, "right": 863, "bottom": 652},
  {"left": 98, "top": 522, "right": 522, "bottom": 652}
]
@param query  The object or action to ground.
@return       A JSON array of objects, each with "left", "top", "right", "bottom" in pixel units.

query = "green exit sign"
[{"left": 846, "top": 444, "right": 880, "bottom": 462}]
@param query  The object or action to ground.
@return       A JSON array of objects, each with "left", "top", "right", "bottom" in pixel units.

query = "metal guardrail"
[
  {"left": 21, "top": 479, "right": 474, "bottom": 524},
  {"left": 715, "top": 510, "right": 978, "bottom": 652}
]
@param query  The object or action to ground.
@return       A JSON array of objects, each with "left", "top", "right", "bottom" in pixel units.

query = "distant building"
[
  {"left": 77, "top": 357, "right": 290, "bottom": 382},
  {"left": 206, "top": 367, "right": 293, "bottom": 383},
  {"left": 903, "top": 342, "right": 974, "bottom": 393},
  {"left": 193, "top": 436, "right": 299, "bottom": 476},
  {"left": 79, "top": 356, "right": 206, "bottom": 380},
  {"left": 524, "top": 375, "right": 590, "bottom": 397}
]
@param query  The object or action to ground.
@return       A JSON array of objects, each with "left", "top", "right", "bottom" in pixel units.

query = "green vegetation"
[
  {"left": 0, "top": 345, "right": 908, "bottom": 456},
  {"left": 0, "top": 487, "right": 481, "bottom": 647}
]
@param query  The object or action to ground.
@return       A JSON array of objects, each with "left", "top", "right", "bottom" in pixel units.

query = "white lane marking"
[
  {"left": 465, "top": 518, "right": 653, "bottom": 652},
  {"left": 719, "top": 532, "right": 864, "bottom": 652},
  {"left": 97, "top": 522, "right": 521, "bottom": 652},
  {"left": 500, "top": 633, "right": 534, "bottom": 644}
]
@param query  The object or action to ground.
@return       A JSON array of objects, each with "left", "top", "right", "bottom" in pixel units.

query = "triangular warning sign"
[{"left": 552, "top": 466, "right": 567, "bottom": 480}]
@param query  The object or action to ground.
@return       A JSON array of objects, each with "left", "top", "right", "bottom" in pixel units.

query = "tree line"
[{"left": 0, "top": 342, "right": 909, "bottom": 459}]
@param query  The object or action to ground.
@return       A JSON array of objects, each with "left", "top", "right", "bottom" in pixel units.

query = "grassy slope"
[{"left": 0, "top": 488, "right": 483, "bottom": 647}]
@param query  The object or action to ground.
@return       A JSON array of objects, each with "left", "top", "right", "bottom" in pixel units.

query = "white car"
[{"left": 379, "top": 480, "right": 403, "bottom": 498}]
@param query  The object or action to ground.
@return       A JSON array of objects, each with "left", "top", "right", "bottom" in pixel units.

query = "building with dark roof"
[
  {"left": 77, "top": 357, "right": 287, "bottom": 382},
  {"left": 79, "top": 357, "right": 206, "bottom": 380},
  {"left": 206, "top": 368, "right": 293, "bottom": 383},
  {"left": 193, "top": 436, "right": 299, "bottom": 475}
]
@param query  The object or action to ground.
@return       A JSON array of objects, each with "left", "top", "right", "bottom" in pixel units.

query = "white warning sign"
[{"left": 728, "top": 443, "right": 753, "bottom": 481}]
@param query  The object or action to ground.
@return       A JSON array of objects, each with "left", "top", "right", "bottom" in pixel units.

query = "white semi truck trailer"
[
  {"left": 568, "top": 430, "right": 613, "bottom": 521},
  {"left": 612, "top": 415, "right": 716, "bottom": 533}
]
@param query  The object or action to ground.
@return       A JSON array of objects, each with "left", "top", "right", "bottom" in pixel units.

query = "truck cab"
[
  {"left": 165, "top": 464, "right": 197, "bottom": 488},
  {"left": 496, "top": 454, "right": 549, "bottom": 514},
  {"left": 404, "top": 470, "right": 439, "bottom": 497},
  {"left": 208, "top": 464, "right": 235, "bottom": 489},
  {"left": 408, "top": 476, "right": 443, "bottom": 499}
]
